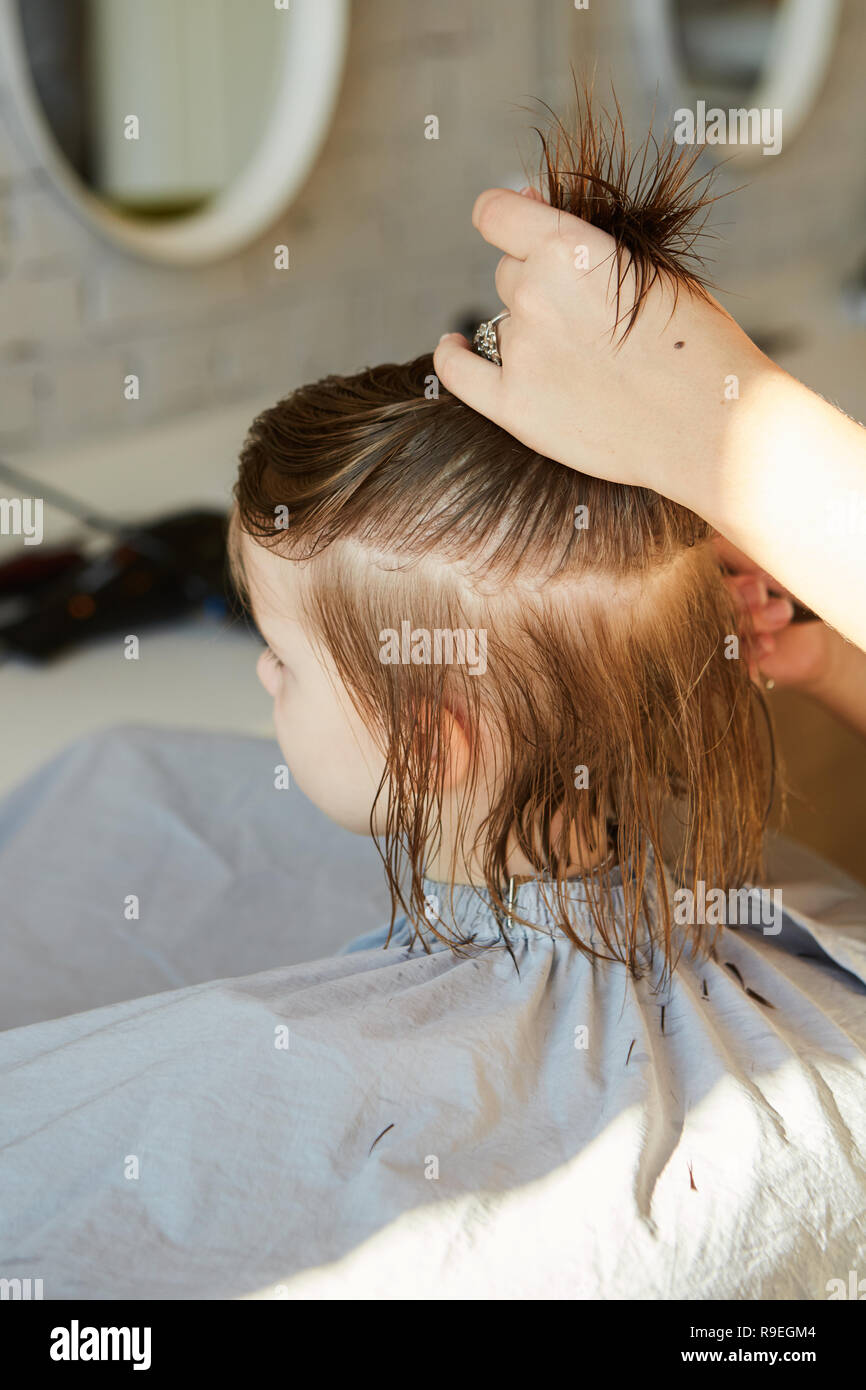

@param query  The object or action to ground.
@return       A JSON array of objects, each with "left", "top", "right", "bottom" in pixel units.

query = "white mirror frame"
[
  {"left": 0, "top": 0, "right": 350, "bottom": 265},
  {"left": 631, "top": 0, "right": 842, "bottom": 165}
]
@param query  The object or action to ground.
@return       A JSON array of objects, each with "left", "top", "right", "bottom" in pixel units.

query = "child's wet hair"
[{"left": 231, "top": 84, "right": 773, "bottom": 977}]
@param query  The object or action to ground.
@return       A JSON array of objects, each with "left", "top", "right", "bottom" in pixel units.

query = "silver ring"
[{"left": 472, "top": 310, "right": 510, "bottom": 365}]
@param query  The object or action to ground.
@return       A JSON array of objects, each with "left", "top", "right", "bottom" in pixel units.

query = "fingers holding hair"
[
  {"left": 470, "top": 187, "right": 558, "bottom": 259},
  {"left": 433, "top": 332, "right": 506, "bottom": 420}
]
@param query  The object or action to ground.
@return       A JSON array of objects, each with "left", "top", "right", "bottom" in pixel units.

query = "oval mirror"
[
  {"left": 0, "top": 0, "right": 349, "bottom": 264},
  {"left": 632, "top": 0, "right": 842, "bottom": 163}
]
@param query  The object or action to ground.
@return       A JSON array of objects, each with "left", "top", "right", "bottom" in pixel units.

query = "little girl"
[{"left": 0, "top": 102, "right": 864, "bottom": 1302}]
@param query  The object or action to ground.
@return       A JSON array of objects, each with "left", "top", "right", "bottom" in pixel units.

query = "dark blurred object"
[
  {"left": 0, "top": 546, "right": 84, "bottom": 597},
  {"left": 0, "top": 458, "right": 236, "bottom": 661},
  {"left": 841, "top": 257, "right": 866, "bottom": 327},
  {"left": 17, "top": 0, "right": 91, "bottom": 181},
  {"left": 0, "top": 509, "right": 235, "bottom": 661}
]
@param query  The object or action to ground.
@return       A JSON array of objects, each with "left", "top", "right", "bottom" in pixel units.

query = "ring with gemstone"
[{"left": 472, "top": 310, "right": 510, "bottom": 365}]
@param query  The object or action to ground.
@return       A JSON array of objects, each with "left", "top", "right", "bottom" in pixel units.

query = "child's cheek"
[{"left": 270, "top": 680, "right": 296, "bottom": 759}]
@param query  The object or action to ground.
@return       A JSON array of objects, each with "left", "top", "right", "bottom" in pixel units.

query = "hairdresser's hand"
[
  {"left": 434, "top": 186, "right": 866, "bottom": 654},
  {"left": 718, "top": 537, "right": 866, "bottom": 740},
  {"left": 434, "top": 185, "right": 773, "bottom": 496},
  {"left": 717, "top": 537, "right": 835, "bottom": 694}
]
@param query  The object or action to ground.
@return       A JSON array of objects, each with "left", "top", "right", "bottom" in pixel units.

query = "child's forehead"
[{"left": 240, "top": 533, "right": 301, "bottom": 627}]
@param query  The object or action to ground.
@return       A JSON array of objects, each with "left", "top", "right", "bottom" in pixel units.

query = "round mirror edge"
[
  {"left": 629, "top": 0, "right": 843, "bottom": 168},
  {"left": 0, "top": 0, "right": 351, "bottom": 267},
  {"left": 748, "top": 0, "right": 842, "bottom": 145}
]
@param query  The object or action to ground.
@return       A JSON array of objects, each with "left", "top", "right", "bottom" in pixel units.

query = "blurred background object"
[
  {"left": 0, "top": 453, "right": 233, "bottom": 661},
  {"left": 0, "top": 0, "right": 862, "bottom": 880}
]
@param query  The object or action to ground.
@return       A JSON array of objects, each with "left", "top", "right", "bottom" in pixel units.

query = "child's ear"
[{"left": 424, "top": 699, "right": 472, "bottom": 790}]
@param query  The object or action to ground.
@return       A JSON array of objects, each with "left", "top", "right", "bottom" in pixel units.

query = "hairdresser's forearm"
[{"left": 672, "top": 367, "right": 866, "bottom": 650}]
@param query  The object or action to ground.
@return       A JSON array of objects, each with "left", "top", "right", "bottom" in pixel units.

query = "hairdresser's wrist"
[{"left": 662, "top": 348, "right": 790, "bottom": 521}]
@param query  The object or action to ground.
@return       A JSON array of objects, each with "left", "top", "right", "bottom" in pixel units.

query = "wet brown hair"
[{"left": 231, "top": 89, "right": 773, "bottom": 977}]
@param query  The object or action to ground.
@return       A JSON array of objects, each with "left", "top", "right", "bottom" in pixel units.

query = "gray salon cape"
[{"left": 0, "top": 727, "right": 864, "bottom": 1299}]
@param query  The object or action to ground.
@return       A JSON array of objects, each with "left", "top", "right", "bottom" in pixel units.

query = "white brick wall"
[
  {"left": 0, "top": 0, "right": 862, "bottom": 456},
  {"left": 0, "top": 365, "right": 38, "bottom": 440},
  {"left": 0, "top": 273, "right": 81, "bottom": 349}
]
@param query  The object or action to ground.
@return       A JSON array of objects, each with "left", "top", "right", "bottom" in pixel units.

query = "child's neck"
[{"left": 425, "top": 815, "right": 613, "bottom": 887}]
